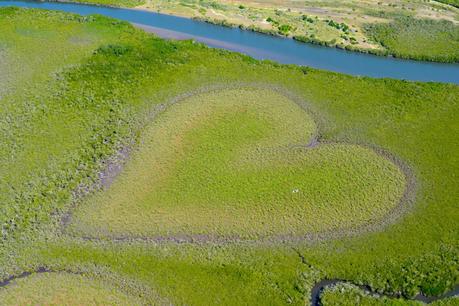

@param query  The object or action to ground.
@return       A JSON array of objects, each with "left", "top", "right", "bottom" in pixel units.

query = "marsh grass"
[
  {"left": 320, "top": 283, "right": 459, "bottom": 305},
  {"left": 0, "top": 272, "right": 147, "bottom": 305},
  {"left": 0, "top": 8, "right": 138, "bottom": 242},
  {"left": 68, "top": 88, "right": 406, "bottom": 240},
  {"left": 365, "top": 17, "right": 459, "bottom": 62},
  {"left": 0, "top": 7, "right": 458, "bottom": 305}
]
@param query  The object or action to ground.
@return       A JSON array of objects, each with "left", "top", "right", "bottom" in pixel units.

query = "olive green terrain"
[
  {"left": 0, "top": 6, "right": 458, "bottom": 305},
  {"left": 68, "top": 88, "right": 405, "bottom": 241}
]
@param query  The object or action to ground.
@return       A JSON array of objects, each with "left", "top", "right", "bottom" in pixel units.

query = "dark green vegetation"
[
  {"left": 365, "top": 17, "right": 459, "bottom": 62},
  {"left": 435, "top": 0, "right": 459, "bottom": 9},
  {"left": 0, "top": 7, "right": 135, "bottom": 242},
  {"left": 320, "top": 283, "right": 459, "bottom": 305},
  {"left": 0, "top": 6, "right": 458, "bottom": 305}
]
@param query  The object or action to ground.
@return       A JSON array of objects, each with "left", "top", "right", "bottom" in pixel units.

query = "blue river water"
[{"left": 1, "top": 0, "right": 459, "bottom": 84}]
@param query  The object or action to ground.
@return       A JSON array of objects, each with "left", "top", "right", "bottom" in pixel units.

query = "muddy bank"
[{"left": 311, "top": 279, "right": 459, "bottom": 305}]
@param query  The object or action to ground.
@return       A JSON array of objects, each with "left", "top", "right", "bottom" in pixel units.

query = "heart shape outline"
[{"left": 63, "top": 83, "right": 416, "bottom": 244}]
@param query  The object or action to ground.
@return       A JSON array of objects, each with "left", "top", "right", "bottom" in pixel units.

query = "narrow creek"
[{"left": 311, "top": 279, "right": 459, "bottom": 305}]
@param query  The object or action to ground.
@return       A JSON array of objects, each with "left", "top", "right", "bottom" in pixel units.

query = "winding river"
[{"left": 1, "top": 0, "right": 459, "bottom": 84}]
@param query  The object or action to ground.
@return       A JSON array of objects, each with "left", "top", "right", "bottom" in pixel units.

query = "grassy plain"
[
  {"left": 0, "top": 272, "right": 147, "bottom": 305},
  {"left": 0, "top": 6, "right": 458, "bottom": 306},
  {"left": 69, "top": 88, "right": 405, "bottom": 240}
]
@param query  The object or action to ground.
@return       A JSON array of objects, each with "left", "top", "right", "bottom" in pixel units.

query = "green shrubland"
[
  {"left": 320, "top": 283, "right": 459, "bottom": 305},
  {"left": 365, "top": 17, "right": 459, "bottom": 62},
  {"left": 0, "top": 7, "right": 458, "bottom": 305},
  {"left": 435, "top": 0, "right": 459, "bottom": 8}
]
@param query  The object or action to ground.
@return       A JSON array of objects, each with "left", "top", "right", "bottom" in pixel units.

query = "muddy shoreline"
[{"left": 311, "top": 279, "right": 459, "bottom": 305}]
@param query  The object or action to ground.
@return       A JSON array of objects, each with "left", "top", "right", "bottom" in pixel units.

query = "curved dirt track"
[
  {"left": 61, "top": 83, "right": 417, "bottom": 245},
  {"left": 311, "top": 279, "right": 459, "bottom": 305}
]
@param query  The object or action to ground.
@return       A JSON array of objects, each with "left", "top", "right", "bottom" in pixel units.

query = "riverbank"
[
  {"left": 48, "top": 0, "right": 459, "bottom": 62},
  {"left": 3, "top": 1, "right": 459, "bottom": 83}
]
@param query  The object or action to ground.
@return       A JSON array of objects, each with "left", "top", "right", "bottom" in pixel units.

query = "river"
[{"left": 1, "top": 0, "right": 458, "bottom": 84}]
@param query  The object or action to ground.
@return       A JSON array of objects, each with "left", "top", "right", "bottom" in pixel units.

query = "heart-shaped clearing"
[{"left": 68, "top": 88, "right": 406, "bottom": 241}]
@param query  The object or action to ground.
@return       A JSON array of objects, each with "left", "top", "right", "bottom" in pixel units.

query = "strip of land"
[{"left": 63, "top": 0, "right": 459, "bottom": 61}]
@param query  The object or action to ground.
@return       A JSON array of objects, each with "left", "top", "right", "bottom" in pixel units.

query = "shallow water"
[{"left": 1, "top": 0, "right": 459, "bottom": 84}]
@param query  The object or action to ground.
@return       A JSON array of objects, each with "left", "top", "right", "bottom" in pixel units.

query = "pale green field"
[
  {"left": 69, "top": 88, "right": 406, "bottom": 240},
  {"left": 0, "top": 272, "right": 146, "bottom": 305}
]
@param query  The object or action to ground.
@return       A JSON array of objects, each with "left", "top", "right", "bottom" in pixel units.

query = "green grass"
[
  {"left": 434, "top": 0, "right": 459, "bottom": 9},
  {"left": 28, "top": 241, "right": 311, "bottom": 305},
  {"left": 0, "top": 272, "right": 147, "bottom": 305},
  {"left": 69, "top": 88, "right": 405, "bottom": 240},
  {"left": 0, "top": 6, "right": 458, "bottom": 305},
  {"left": 365, "top": 17, "right": 459, "bottom": 62},
  {"left": 0, "top": 7, "right": 137, "bottom": 241}
]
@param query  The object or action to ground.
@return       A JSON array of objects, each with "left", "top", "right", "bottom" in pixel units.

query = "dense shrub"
[
  {"left": 278, "top": 24, "right": 292, "bottom": 34},
  {"left": 365, "top": 17, "right": 459, "bottom": 62},
  {"left": 435, "top": 0, "right": 459, "bottom": 8}
]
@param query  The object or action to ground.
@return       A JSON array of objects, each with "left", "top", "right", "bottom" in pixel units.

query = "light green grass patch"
[
  {"left": 69, "top": 88, "right": 406, "bottom": 240},
  {"left": 0, "top": 272, "right": 146, "bottom": 305}
]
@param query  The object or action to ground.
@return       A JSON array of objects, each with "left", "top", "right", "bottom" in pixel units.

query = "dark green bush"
[{"left": 278, "top": 24, "right": 292, "bottom": 35}]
